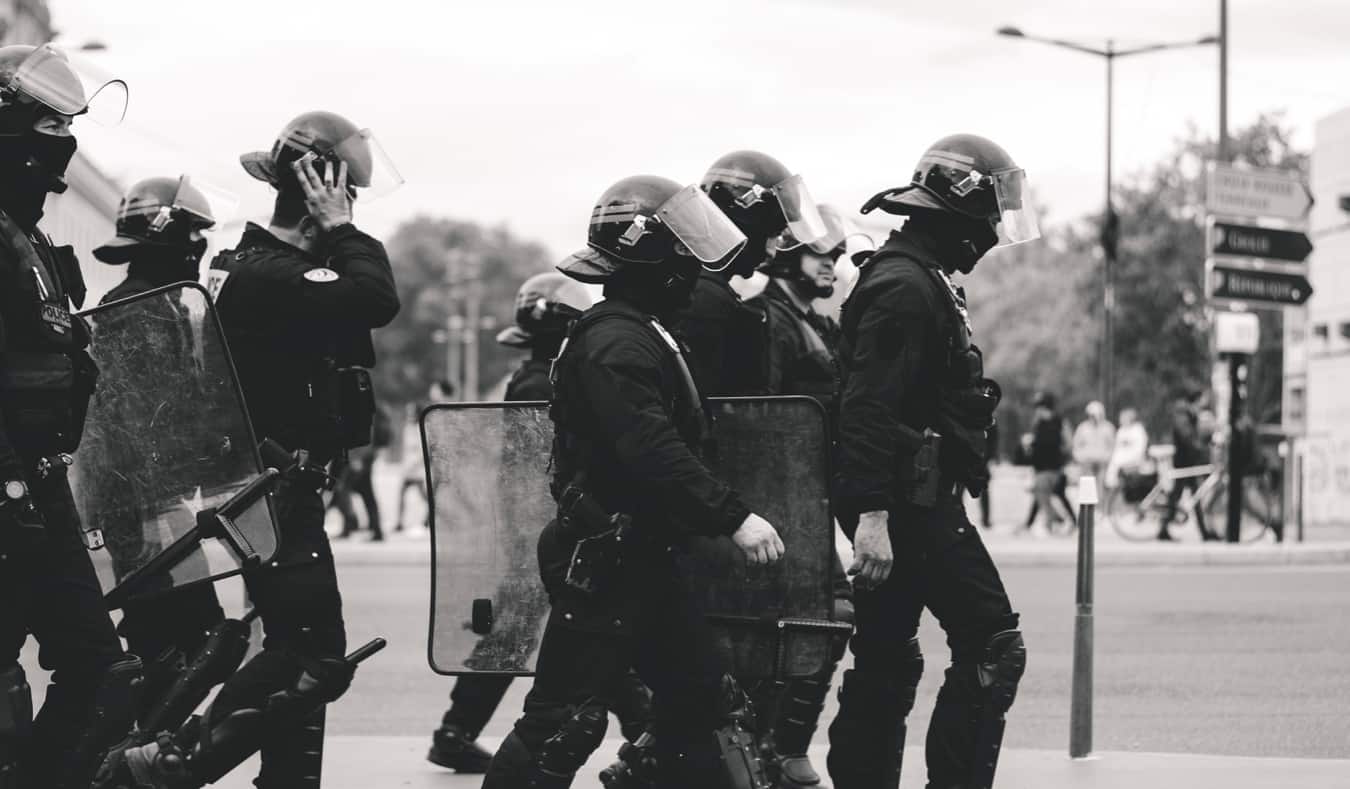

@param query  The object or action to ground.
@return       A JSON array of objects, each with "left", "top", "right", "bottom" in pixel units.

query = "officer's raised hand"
[
  {"left": 848, "top": 510, "right": 893, "bottom": 588},
  {"left": 293, "top": 157, "right": 353, "bottom": 231},
  {"left": 732, "top": 513, "right": 785, "bottom": 566}
]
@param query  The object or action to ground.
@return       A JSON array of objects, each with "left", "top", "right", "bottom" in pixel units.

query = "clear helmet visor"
[
  {"left": 11, "top": 44, "right": 127, "bottom": 125},
  {"left": 807, "top": 203, "right": 849, "bottom": 254},
  {"left": 656, "top": 184, "right": 748, "bottom": 270},
  {"left": 992, "top": 167, "right": 1040, "bottom": 247},
  {"left": 332, "top": 128, "right": 403, "bottom": 200},
  {"left": 164, "top": 174, "right": 238, "bottom": 230},
  {"left": 769, "top": 173, "right": 828, "bottom": 251}
]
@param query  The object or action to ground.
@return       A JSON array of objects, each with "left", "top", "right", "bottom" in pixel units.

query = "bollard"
[{"left": 1069, "top": 475, "right": 1097, "bottom": 759}]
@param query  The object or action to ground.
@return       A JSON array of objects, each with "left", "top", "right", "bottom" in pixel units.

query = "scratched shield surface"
[
  {"left": 70, "top": 283, "right": 277, "bottom": 602},
  {"left": 425, "top": 397, "right": 835, "bottom": 679}
]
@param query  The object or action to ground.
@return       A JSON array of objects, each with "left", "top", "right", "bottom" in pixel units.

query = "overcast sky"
[{"left": 51, "top": 0, "right": 1350, "bottom": 259}]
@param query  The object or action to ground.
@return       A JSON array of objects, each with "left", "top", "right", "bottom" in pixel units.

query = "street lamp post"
[{"left": 997, "top": 27, "right": 1218, "bottom": 418}]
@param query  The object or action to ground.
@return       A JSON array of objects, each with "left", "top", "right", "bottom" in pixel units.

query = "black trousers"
[
  {"left": 836, "top": 497, "right": 1020, "bottom": 787},
  {"left": 0, "top": 472, "right": 127, "bottom": 784},
  {"left": 334, "top": 459, "right": 381, "bottom": 538},
  {"left": 502, "top": 535, "right": 728, "bottom": 788},
  {"left": 205, "top": 480, "right": 347, "bottom": 787}
]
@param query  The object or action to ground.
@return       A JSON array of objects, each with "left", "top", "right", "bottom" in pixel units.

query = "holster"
[
  {"left": 903, "top": 429, "right": 943, "bottom": 508},
  {"left": 557, "top": 483, "right": 631, "bottom": 597}
]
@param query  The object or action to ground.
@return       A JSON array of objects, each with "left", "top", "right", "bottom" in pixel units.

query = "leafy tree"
[
  {"left": 374, "top": 216, "right": 554, "bottom": 409},
  {"left": 967, "top": 113, "right": 1307, "bottom": 449}
]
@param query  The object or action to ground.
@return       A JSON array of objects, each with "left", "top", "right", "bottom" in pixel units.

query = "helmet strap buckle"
[
  {"left": 950, "top": 169, "right": 985, "bottom": 198},
  {"left": 618, "top": 214, "right": 653, "bottom": 248},
  {"left": 148, "top": 205, "right": 174, "bottom": 233},
  {"left": 734, "top": 183, "right": 767, "bottom": 209}
]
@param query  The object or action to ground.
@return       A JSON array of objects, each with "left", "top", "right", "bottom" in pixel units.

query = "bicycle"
[{"left": 1104, "top": 462, "right": 1279, "bottom": 543}]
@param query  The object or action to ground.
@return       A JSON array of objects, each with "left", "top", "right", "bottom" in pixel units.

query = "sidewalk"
[{"left": 215, "top": 737, "right": 1350, "bottom": 789}]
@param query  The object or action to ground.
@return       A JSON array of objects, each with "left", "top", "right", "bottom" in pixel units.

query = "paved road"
[{"left": 311, "top": 558, "right": 1350, "bottom": 759}]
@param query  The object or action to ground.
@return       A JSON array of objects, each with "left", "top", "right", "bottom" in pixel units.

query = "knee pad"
[
  {"left": 0, "top": 664, "right": 32, "bottom": 789},
  {"left": 978, "top": 629, "right": 1026, "bottom": 715},
  {"left": 536, "top": 699, "right": 609, "bottom": 779},
  {"left": 712, "top": 676, "right": 770, "bottom": 789},
  {"left": 140, "top": 617, "right": 252, "bottom": 735}
]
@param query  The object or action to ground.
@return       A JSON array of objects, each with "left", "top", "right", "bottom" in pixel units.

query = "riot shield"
[
  {"left": 426, "top": 396, "right": 839, "bottom": 679},
  {"left": 70, "top": 282, "right": 279, "bottom": 605}
]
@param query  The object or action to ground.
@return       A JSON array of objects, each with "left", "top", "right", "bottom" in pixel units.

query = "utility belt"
[
  {"left": 556, "top": 482, "right": 634, "bottom": 598},
  {"left": 287, "top": 364, "right": 377, "bottom": 460}
]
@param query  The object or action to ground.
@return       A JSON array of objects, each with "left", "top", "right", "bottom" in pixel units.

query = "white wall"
[{"left": 1300, "top": 106, "right": 1350, "bottom": 533}]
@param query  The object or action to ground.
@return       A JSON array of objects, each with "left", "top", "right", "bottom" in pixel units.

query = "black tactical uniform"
[
  {"left": 0, "top": 42, "right": 142, "bottom": 789},
  {"left": 484, "top": 175, "right": 770, "bottom": 789},
  {"left": 674, "top": 269, "right": 767, "bottom": 395},
  {"left": 200, "top": 218, "right": 396, "bottom": 782},
  {"left": 92, "top": 176, "right": 227, "bottom": 707},
  {"left": 831, "top": 134, "right": 1034, "bottom": 789}
]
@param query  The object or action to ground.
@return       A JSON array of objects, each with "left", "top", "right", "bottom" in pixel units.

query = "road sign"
[
  {"left": 1209, "top": 222, "right": 1312, "bottom": 263},
  {"left": 1208, "top": 264, "right": 1313, "bottom": 307},
  {"left": 1214, "top": 311, "right": 1260, "bottom": 354},
  {"left": 1206, "top": 164, "right": 1313, "bottom": 221}
]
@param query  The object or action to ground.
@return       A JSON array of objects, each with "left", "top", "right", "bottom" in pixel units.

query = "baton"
[{"left": 344, "top": 638, "right": 387, "bottom": 666}]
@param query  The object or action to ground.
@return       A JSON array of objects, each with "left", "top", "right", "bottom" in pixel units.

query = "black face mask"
[
  {"left": 0, "top": 127, "right": 77, "bottom": 230},
  {"left": 605, "top": 257, "right": 701, "bottom": 321},
  {"left": 904, "top": 211, "right": 999, "bottom": 274},
  {"left": 127, "top": 241, "right": 208, "bottom": 286}
]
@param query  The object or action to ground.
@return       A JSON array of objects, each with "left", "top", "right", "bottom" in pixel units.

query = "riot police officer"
[
  {"left": 745, "top": 204, "right": 854, "bottom": 789},
  {"left": 100, "top": 111, "right": 403, "bottom": 789},
  {"left": 830, "top": 134, "right": 1035, "bottom": 789},
  {"left": 426, "top": 271, "right": 593, "bottom": 772},
  {"left": 0, "top": 43, "right": 144, "bottom": 789},
  {"left": 92, "top": 175, "right": 231, "bottom": 723},
  {"left": 482, "top": 175, "right": 785, "bottom": 789},
  {"left": 673, "top": 150, "right": 828, "bottom": 395}
]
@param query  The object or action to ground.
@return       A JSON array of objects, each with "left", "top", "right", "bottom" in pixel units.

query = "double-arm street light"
[{"left": 997, "top": 26, "right": 1219, "bottom": 418}]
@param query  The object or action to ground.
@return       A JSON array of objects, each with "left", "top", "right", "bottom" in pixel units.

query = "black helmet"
[
  {"left": 93, "top": 176, "right": 227, "bottom": 264},
  {"left": 702, "top": 150, "right": 827, "bottom": 257},
  {"left": 497, "top": 272, "right": 593, "bottom": 348},
  {"left": 240, "top": 110, "right": 402, "bottom": 199},
  {"left": 758, "top": 203, "right": 853, "bottom": 278},
  {"left": 861, "top": 133, "right": 1040, "bottom": 246},
  {"left": 0, "top": 44, "right": 127, "bottom": 124},
  {"left": 558, "top": 175, "right": 747, "bottom": 284}
]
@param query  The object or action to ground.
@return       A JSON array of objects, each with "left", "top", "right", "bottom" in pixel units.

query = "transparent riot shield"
[
  {"left": 69, "top": 283, "right": 279, "bottom": 606},
  {"left": 425, "top": 396, "right": 840, "bottom": 679}
]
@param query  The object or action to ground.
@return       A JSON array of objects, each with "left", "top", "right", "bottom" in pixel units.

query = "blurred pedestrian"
[
  {"left": 396, "top": 379, "right": 452, "bottom": 532},
  {"left": 976, "top": 420, "right": 999, "bottom": 528},
  {"left": 1161, "top": 394, "right": 1218, "bottom": 542},
  {"left": 1106, "top": 407, "right": 1149, "bottom": 490},
  {"left": 1072, "top": 400, "right": 1115, "bottom": 490},
  {"left": 1023, "top": 392, "right": 1073, "bottom": 534},
  {"left": 332, "top": 405, "right": 392, "bottom": 541}
]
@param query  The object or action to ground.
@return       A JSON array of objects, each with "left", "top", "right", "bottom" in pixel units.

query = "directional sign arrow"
[
  {"left": 1209, "top": 264, "right": 1313, "bottom": 306},
  {"left": 1207, "top": 163, "right": 1313, "bottom": 221},
  {"left": 1210, "top": 222, "right": 1313, "bottom": 263}
]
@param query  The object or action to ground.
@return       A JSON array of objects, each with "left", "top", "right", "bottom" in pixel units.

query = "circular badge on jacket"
[{"left": 304, "top": 267, "right": 340, "bottom": 283}]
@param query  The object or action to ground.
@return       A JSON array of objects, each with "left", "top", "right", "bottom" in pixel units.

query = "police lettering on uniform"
[
  {"left": 744, "top": 203, "right": 857, "bottom": 789},
  {"left": 829, "top": 134, "right": 1035, "bottom": 789},
  {"left": 98, "top": 110, "right": 403, "bottom": 789},
  {"left": 427, "top": 271, "right": 597, "bottom": 773},
  {"left": 0, "top": 43, "right": 145, "bottom": 789},
  {"left": 482, "top": 175, "right": 785, "bottom": 789},
  {"left": 673, "top": 150, "right": 829, "bottom": 396},
  {"left": 91, "top": 176, "right": 232, "bottom": 718}
]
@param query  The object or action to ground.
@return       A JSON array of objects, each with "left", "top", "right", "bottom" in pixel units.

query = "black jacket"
[
  {"left": 504, "top": 354, "right": 554, "bottom": 402},
  {"left": 550, "top": 299, "right": 750, "bottom": 542},
  {"left": 207, "top": 222, "right": 398, "bottom": 453},
  {"left": 672, "top": 269, "right": 768, "bottom": 396},
  {"left": 834, "top": 227, "right": 959, "bottom": 515},
  {"left": 748, "top": 279, "right": 839, "bottom": 407},
  {"left": 0, "top": 215, "right": 92, "bottom": 472}
]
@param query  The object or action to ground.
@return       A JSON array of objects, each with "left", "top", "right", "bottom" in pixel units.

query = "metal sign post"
[{"left": 1070, "top": 476, "right": 1098, "bottom": 759}]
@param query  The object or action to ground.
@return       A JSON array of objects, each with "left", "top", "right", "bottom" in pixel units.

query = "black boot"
[{"left": 427, "top": 723, "right": 495, "bottom": 773}]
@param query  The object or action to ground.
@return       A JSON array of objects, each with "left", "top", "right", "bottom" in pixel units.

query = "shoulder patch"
[
  {"left": 205, "top": 269, "right": 230, "bottom": 301},
  {"left": 304, "top": 267, "right": 340, "bottom": 283}
]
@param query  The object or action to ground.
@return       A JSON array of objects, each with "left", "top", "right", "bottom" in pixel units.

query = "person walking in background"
[
  {"left": 1106, "top": 407, "right": 1149, "bottom": 491},
  {"left": 1023, "top": 392, "right": 1073, "bottom": 535},
  {"left": 977, "top": 420, "right": 999, "bottom": 529},
  {"left": 395, "top": 379, "right": 452, "bottom": 533},
  {"left": 333, "top": 404, "right": 392, "bottom": 541},
  {"left": 1072, "top": 400, "right": 1115, "bottom": 492},
  {"left": 1161, "top": 395, "right": 1218, "bottom": 542}
]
